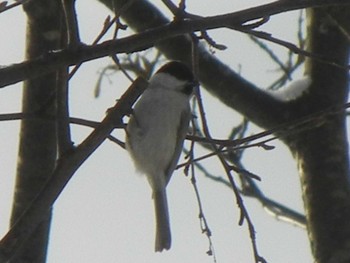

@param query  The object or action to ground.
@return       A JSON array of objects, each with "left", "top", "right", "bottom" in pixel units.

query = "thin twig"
[
  {"left": 186, "top": 152, "right": 306, "bottom": 228},
  {"left": 0, "top": 78, "right": 147, "bottom": 262},
  {"left": 193, "top": 56, "right": 266, "bottom": 263},
  {"left": 68, "top": 0, "right": 134, "bottom": 79},
  {"left": 0, "top": 0, "right": 27, "bottom": 13},
  {"left": 190, "top": 168, "right": 217, "bottom": 261},
  {"left": 111, "top": 55, "right": 135, "bottom": 82},
  {"left": 238, "top": 27, "right": 345, "bottom": 70},
  {"left": 186, "top": 34, "right": 217, "bottom": 262},
  {"left": 1, "top": 0, "right": 349, "bottom": 88}
]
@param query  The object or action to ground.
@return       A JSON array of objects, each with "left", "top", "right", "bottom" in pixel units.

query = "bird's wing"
[{"left": 164, "top": 107, "right": 191, "bottom": 185}]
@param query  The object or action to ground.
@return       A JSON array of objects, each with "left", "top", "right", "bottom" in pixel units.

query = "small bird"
[{"left": 125, "top": 61, "right": 196, "bottom": 252}]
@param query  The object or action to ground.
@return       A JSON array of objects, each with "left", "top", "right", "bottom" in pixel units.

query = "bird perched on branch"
[{"left": 126, "top": 61, "right": 196, "bottom": 252}]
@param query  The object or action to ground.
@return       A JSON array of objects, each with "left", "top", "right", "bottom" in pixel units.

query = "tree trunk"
[
  {"left": 285, "top": 7, "right": 350, "bottom": 263},
  {"left": 9, "top": 1, "right": 63, "bottom": 262},
  {"left": 99, "top": 1, "right": 350, "bottom": 262}
]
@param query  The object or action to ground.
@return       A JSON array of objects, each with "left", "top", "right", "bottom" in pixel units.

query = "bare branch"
[
  {"left": 61, "top": 0, "right": 81, "bottom": 47},
  {"left": 1, "top": 0, "right": 349, "bottom": 88},
  {"left": 0, "top": 0, "right": 27, "bottom": 13},
  {"left": 0, "top": 78, "right": 147, "bottom": 262}
]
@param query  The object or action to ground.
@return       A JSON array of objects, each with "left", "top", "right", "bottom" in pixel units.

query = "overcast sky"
[{"left": 0, "top": 0, "right": 316, "bottom": 262}]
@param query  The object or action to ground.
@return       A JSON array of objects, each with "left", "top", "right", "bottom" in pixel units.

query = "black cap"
[{"left": 156, "top": 61, "right": 195, "bottom": 82}]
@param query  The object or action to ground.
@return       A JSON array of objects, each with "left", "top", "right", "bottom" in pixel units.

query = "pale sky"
[{"left": 0, "top": 0, "right": 316, "bottom": 262}]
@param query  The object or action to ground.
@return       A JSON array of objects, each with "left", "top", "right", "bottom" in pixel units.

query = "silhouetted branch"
[
  {"left": 0, "top": 77, "right": 147, "bottom": 262},
  {"left": 1, "top": 0, "right": 348, "bottom": 88}
]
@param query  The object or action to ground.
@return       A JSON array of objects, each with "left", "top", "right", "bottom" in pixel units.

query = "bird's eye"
[{"left": 182, "top": 81, "right": 197, "bottom": 95}]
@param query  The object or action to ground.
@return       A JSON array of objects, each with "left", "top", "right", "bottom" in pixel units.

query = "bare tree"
[{"left": 0, "top": 0, "right": 349, "bottom": 262}]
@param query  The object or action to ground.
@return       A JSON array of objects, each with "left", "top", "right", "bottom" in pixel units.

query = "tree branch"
[
  {"left": 0, "top": 0, "right": 348, "bottom": 130},
  {"left": 0, "top": 77, "right": 147, "bottom": 262}
]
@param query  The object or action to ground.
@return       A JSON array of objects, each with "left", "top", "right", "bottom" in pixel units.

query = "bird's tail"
[{"left": 153, "top": 189, "right": 171, "bottom": 252}]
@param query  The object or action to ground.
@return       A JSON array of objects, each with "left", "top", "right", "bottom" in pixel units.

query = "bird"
[{"left": 125, "top": 61, "right": 196, "bottom": 252}]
